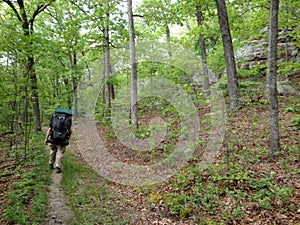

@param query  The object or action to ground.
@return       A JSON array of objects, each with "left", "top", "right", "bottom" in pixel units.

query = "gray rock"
[
  {"left": 190, "top": 69, "right": 218, "bottom": 87},
  {"left": 236, "top": 40, "right": 267, "bottom": 62},
  {"left": 277, "top": 80, "right": 298, "bottom": 95},
  {"left": 236, "top": 40, "right": 299, "bottom": 69}
]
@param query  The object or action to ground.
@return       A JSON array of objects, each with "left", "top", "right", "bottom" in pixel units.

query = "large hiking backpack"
[{"left": 49, "top": 108, "right": 72, "bottom": 146}]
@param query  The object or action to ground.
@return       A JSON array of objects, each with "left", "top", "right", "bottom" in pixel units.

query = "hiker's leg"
[
  {"left": 49, "top": 144, "right": 58, "bottom": 167},
  {"left": 55, "top": 145, "right": 66, "bottom": 170}
]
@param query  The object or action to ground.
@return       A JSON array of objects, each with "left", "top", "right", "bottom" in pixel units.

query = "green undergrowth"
[
  {"left": 2, "top": 132, "right": 51, "bottom": 224},
  {"left": 61, "top": 151, "right": 130, "bottom": 225},
  {"left": 142, "top": 96, "right": 299, "bottom": 223},
  {"left": 158, "top": 160, "right": 292, "bottom": 223},
  {"left": 84, "top": 81, "right": 298, "bottom": 224},
  {"left": 142, "top": 143, "right": 296, "bottom": 223}
]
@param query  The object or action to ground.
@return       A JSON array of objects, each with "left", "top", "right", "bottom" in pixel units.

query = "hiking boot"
[
  {"left": 49, "top": 164, "right": 54, "bottom": 169},
  {"left": 56, "top": 167, "right": 62, "bottom": 173}
]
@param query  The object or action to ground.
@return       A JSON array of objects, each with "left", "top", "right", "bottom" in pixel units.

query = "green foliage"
[
  {"left": 285, "top": 101, "right": 300, "bottom": 127},
  {"left": 157, "top": 151, "right": 293, "bottom": 221},
  {"left": 2, "top": 133, "right": 51, "bottom": 224},
  {"left": 239, "top": 80, "right": 263, "bottom": 89},
  {"left": 228, "top": 0, "right": 269, "bottom": 41},
  {"left": 249, "top": 176, "right": 291, "bottom": 209},
  {"left": 237, "top": 64, "right": 266, "bottom": 78},
  {"left": 163, "top": 193, "right": 191, "bottom": 218},
  {"left": 290, "top": 115, "right": 300, "bottom": 128},
  {"left": 285, "top": 105, "right": 299, "bottom": 113},
  {"left": 278, "top": 61, "right": 300, "bottom": 78},
  {"left": 148, "top": 192, "right": 162, "bottom": 204},
  {"left": 206, "top": 42, "right": 226, "bottom": 76},
  {"left": 61, "top": 152, "right": 129, "bottom": 225}
]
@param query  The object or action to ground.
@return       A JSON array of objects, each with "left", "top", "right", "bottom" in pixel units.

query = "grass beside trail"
[
  {"left": 61, "top": 150, "right": 130, "bottom": 225},
  {"left": 1, "top": 133, "right": 52, "bottom": 225}
]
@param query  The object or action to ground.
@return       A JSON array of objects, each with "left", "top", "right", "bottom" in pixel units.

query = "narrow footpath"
[{"left": 41, "top": 170, "right": 74, "bottom": 225}]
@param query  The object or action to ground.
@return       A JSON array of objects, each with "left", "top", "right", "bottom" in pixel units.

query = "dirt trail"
[{"left": 41, "top": 170, "right": 74, "bottom": 225}]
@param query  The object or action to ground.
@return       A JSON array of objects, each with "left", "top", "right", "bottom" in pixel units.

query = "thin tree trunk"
[
  {"left": 215, "top": 0, "right": 239, "bottom": 110},
  {"left": 55, "top": 72, "right": 59, "bottom": 98},
  {"left": 166, "top": 25, "right": 172, "bottom": 57},
  {"left": 12, "top": 60, "right": 19, "bottom": 162},
  {"left": 68, "top": 51, "right": 78, "bottom": 117},
  {"left": 127, "top": 0, "right": 138, "bottom": 128},
  {"left": 110, "top": 81, "right": 115, "bottom": 99},
  {"left": 104, "top": 4, "right": 111, "bottom": 115},
  {"left": 73, "top": 51, "right": 78, "bottom": 116},
  {"left": 267, "top": 0, "right": 280, "bottom": 156},
  {"left": 102, "top": 55, "right": 106, "bottom": 103},
  {"left": 24, "top": 72, "right": 30, "bottom": 160},
  {"left": 72, "top": 80, "right": 78, "bottom": 117},
  {"left": 28, "top": 56, "right": 41, "bottom": 133},
  {"left": 195, "top": 6, "right": 210, "bottom": 97},
  {"left": 19, "top": 0, "right": 41, "bottom": 134}
]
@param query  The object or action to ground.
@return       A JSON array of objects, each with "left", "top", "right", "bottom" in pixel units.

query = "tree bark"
[
  {"left": 71, "top": 51, "right": 78, "bottom": 117},
  {"left": 28, "top": 55, "right": 41, "bottom": 133},
  {"left": 20, "top": 3, "right": 41, "bottom": 133},
  {"left": 195, "top": 6, "right": 210, "bottom": 97},
  {"left": 127, "top": 0, "right": 138, "bottom": 128},
  {"left": 215, "top": 0, "right": 239, "bottom": 110},
  {"left": 166, "top": 25, "right": 172, "bottom": 57},
  {"left": 267, "top": 0, "right": 280, "bottom": 156},
  {"left": 104, "top": 4, "right": 111, "bottom": 115}
]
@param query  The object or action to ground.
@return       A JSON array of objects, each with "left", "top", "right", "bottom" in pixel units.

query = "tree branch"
[
  {"left": 17, "top": 0, "right": 26, "bottom": 19},
  {"left": 29, "top": 0, "right": 56, "bottom": 27},
  {"left": 68, "top": 0, "right": 89, "bottom": 15},
  {"left": 133, "top": 14, "right": 144, "bottom": 18},
  {"left": 2, "top": 0, "right": 22, "bottom": 21}
]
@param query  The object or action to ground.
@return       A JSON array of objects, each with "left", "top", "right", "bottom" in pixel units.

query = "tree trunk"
[
  {"left": 72, "top": 51, "right": 78, "bottom": 117},
  {"left": 24, "top": 71, "right": 30, "bottom": 159},
  {"left": 23, "top": 10, "right": 41, "bottom": 133},
  {"left": 68, "top": 51, "right": 78, "bottom": 117},
  {"left": 28, "top": 55, "right": 41, "bottom": 133},
  {"left": 12, "top": 63, "right": 19, "bottom": 161},
  {"left": 127, "top": 0, "right": 138, "bottom": 128},
  {"left": 166, "top": 25, "right": 172, "bottom": 57},
  {"left": 215, "top": 0, "right": 239, "bottom": 110},
  {"left": 104, "top": 5, "right": 111, "bottom": 115},
  {"left": 267, "top": 0, "right": 280, "bottom": 156},
  {"left": 195, "top": 6, "right": 210, "bottom": 97}
]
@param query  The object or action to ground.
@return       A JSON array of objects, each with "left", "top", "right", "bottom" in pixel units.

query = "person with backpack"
[{"left": 44, "top": 108, "right": 73, "bottom": 173}]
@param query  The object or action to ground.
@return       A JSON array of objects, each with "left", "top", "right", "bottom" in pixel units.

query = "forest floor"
[
  {"left": 0, "top": 78, "right": 299, "bottom": 225},
  {"left": 84, "top": 95, "right": 299, "bottom": 224},
  {"left": 61, "top": 83, "right": 299, "bottom": 224}
]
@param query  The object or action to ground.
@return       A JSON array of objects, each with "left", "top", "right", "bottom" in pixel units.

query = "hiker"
[{"left": 44, "top": 108, "right": 73, "bottom": 173}]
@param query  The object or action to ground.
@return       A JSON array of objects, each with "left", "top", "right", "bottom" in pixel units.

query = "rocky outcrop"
[
  {"left": 236, "top": 40, "right": 300, "bottom": 70},
  {"left": 190, "top": 69, "right": 218, "bottom": 87},
  {"left": 236, "top": 31, "right": 300, "bottom": 96}
]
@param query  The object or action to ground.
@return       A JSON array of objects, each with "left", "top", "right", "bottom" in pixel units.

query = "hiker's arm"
[{"left": 44, "top": 128, "right": 51, "bottom": 145}]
